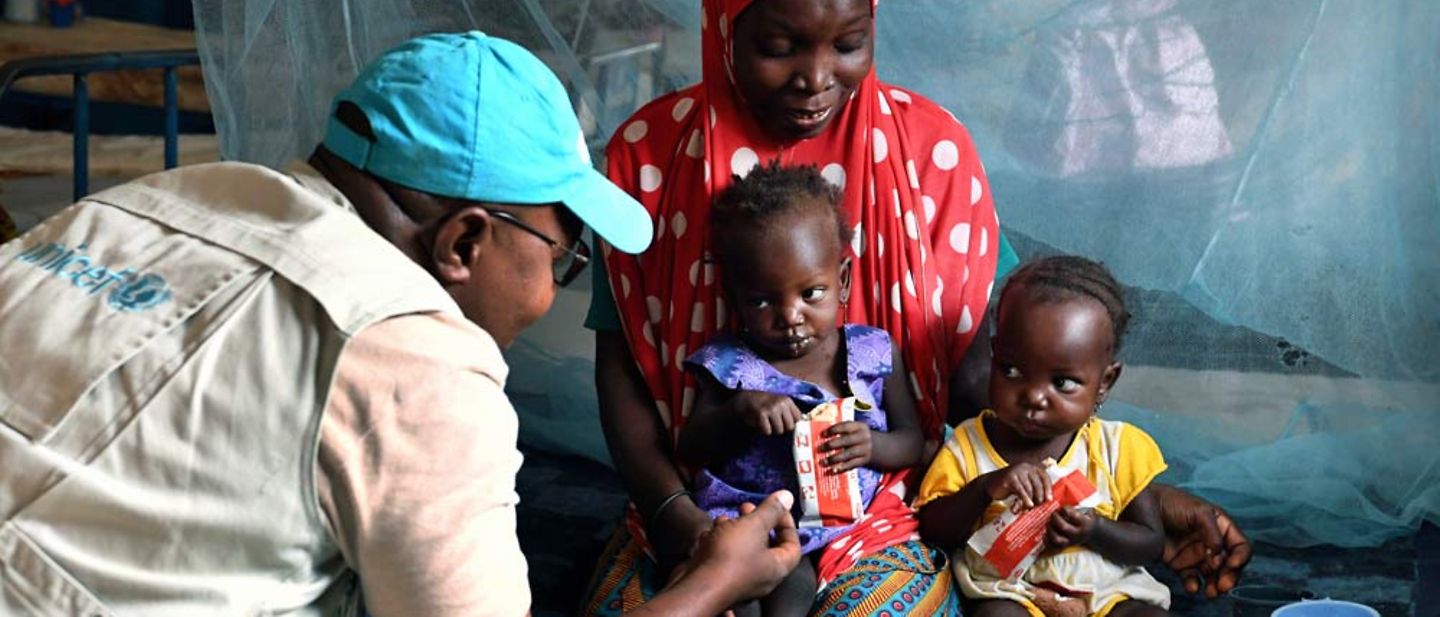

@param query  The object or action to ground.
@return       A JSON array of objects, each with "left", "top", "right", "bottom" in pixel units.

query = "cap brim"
[{"left": 562, "top": 170, "right": 654, "bottom": 254}]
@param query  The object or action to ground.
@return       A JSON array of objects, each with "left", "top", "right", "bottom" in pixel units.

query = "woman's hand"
[
  {"left": 734, "top": 390, "right": 804, "bottom": 436},
  {"left": 819, "top": 421, "right": 872, "bottom": 473},
  {"left": 1045, "top": 506, "right": 1098, "bottom": 549},
  {"left": 651, "top": 498, "right": 716, "bottom": 579},
  {"left": 1153, "top": 484, "right": 1252, "bottom": 598},
  {"left": 983, "top": 462, "right": 1051, "bottom": 508}
]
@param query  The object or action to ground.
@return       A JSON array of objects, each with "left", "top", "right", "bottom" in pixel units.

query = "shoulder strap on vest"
[{"left": 88, "top": 163, "right": 459, "bottom": 335}]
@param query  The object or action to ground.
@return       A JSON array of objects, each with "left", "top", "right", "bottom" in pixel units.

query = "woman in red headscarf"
[
  {"left": 582, "top": 0, "right": 1249, "bottom": 614},
  {"left": 584, "top": 1, "right": 992, "bottom": 613}
]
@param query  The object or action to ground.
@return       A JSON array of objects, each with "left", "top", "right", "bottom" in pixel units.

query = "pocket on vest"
[{"left": 0, "top": 202, "right": 265, "bottom": 445}]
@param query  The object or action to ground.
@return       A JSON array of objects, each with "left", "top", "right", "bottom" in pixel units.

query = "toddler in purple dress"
[{"left": 676, "top": 162, "right": 925, "bottom": 616}]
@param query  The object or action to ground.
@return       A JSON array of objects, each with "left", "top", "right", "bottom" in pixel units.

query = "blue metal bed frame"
[{"left": 0, "top": 49, "right": 200, "bottom": 201}]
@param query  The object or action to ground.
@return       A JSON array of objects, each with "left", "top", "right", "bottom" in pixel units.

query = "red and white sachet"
[
  {"left": 793, "top": 398, "right": 868, "bottom": 529},
  {"left": 967, "top": 459, "right": 1103, "bottom": 580}
]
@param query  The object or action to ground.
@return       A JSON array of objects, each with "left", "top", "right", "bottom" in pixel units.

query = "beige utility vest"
[{"left": 0, "top": 162, "right": 459, "bottom": 615}]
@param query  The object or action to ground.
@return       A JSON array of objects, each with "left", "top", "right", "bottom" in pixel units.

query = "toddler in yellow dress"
[{"left": 916, "top": 256, "right": 1171, "bottom": 617}]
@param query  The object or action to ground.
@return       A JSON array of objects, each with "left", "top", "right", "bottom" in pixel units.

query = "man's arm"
[
  {"left": 632, "top": 491, "right": 802, "bottom": 617},
  {"left": 317, "top": 313, "right": 530, "bottom": 616}
]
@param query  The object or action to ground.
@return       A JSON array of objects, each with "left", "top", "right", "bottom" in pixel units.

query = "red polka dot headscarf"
[{"left": 601, "top": 0, "right": 1000, "bottom": 439}]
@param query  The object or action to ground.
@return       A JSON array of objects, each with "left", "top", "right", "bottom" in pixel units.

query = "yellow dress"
[{"left": 917, "top": 411, "right": 1171, "bottom": 616}]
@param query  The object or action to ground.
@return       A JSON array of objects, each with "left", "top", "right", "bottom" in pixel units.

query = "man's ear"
[
  {"left": 839, "top": 257, "right": 853, "bottom": 303},
  {"left": 430, "top": 206, "right": 494, "bottom": 285},
  {"left": 1098, "top": 361, "right": 1124, "bottom": 403}
]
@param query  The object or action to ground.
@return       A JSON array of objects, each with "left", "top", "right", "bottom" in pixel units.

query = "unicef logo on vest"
[
  {"left": 107, "top": 273, "right": 173, "bottom": 312},
  {"left": 11, "top": 241, "right": 174, "bottom": 313}
]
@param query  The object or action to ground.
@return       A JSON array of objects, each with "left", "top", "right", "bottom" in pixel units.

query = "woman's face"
[{"left": 730, "top": 0, "right": 874, "bottom": 141}]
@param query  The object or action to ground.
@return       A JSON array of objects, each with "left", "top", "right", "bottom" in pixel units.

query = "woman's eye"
[
  {"left": 758, "top": 39, "right": 794, "bottom": 57},
  {"left": 802, "top": 288, "right": 826, "bottom": 302},
  {"left": 835, "top": 34, "right": 867, "bottom": 54}
]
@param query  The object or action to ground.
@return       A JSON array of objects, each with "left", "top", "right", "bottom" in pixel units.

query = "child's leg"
[
  {"left": 1106, "top": 600, "right": 1170, "bottom": 617},
  {"left": 1030, "top": 588, "right": 1086, "bottom": 617},
  {"left": 760, "top": 556, "right": 817, "bottom": 617},
  {"left": 729, "top": 599, "right": 761, "bottom": 617},
  {"left": 967, "top": 599, "right": 1034, "bottom": 617}
]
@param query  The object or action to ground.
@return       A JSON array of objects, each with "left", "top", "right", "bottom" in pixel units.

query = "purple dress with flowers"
[{"left": 683, "top": 324, "right": 893, "bottom": 554}]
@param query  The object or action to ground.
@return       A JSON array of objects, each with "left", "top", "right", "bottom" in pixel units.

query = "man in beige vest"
[{"left": 0, "top": 32, "right": 800, "bottom": 616}]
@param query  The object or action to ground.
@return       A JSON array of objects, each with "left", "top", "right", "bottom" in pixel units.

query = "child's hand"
[
  {"left": 734, "top": 391, "right": 804, "bottom": 436},
  {"left": 983, "top": 462, "right": 1051, "bottom": 508},
  {"left": 1046, "top": 506, "right": 1098, "bottom": 549},
  {"left": 819, "top": 421, "right": 872, "bottom": 473}
]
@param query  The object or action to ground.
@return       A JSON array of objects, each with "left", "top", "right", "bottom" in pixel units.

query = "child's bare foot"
[{"left": 1030, "top": 588, "right": 1086, "bottom": 617}]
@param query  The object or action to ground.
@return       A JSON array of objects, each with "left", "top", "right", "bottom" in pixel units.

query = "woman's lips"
[{"left": 783, "top": 106, "right": 833, "bottom": 132}]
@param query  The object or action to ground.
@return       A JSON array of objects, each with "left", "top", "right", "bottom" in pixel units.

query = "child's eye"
[
  {"left": 1000, "top": 365, "right": 1021, "bottom": 379},
  {"left": 802, "top": 287, "right": 826, "bottom": 302},
  {"left": 1054, "top": 377, "right": 1081, "bottom": 393},
  {"left": 747, "top": 298, "right": 770, "bottom": 309}
]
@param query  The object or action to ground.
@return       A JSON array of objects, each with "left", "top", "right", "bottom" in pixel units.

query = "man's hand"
[
  {"left": 735, "top": 391, "right": 804, "bottom": 436},
  {"left": 686, "top": 491, "right": 803, "bottom": 601},
  {"left": 820, "top": 421, "right": 872, "bottom": 473},
  {"left": 1045, "top": 506, "right": 1098, "bottom": 549},
  {"left": 1154, "top": 484, "right": 1252, "bottom": 598},
  {"left": 637, "top": 492, "right": 802, "bottom": 616}
]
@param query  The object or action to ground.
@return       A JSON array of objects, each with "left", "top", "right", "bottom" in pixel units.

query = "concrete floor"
[
  {"left": 0, "top": 126, "right": 218, "bottom": 235},
  {"left": 3, "top": 173, "right": 125, "bottom": 232}
]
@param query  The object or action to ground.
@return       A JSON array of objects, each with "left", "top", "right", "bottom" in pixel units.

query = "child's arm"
[
  {"left": 870, "top": 343, "right": 924, "bottom": 469},
  {"left": 676, "top": 377, "right": 748, "bottom": 469},
  {"left": 677, "top": 376, "right": 803, "bottom": 468},
  {"left": 918, "top": 462, "right": 1052, "bottom": 551},
  {"left": 1046, "top": 485, "right": 1165, "bottom": 566},
  {"left": 818, "top": 342, "right": 924, "bottom": 473}
]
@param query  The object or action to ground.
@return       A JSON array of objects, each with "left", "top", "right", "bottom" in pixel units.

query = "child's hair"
[
  {"left": 711, "top": 161, "right": 852, "bottom": 264},
  {"left": 999, "top": 255, "right": 1131, "bottom": 351}
]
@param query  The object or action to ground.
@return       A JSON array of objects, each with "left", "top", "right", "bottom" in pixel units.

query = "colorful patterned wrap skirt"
[{"left": 581, "top": 526, "right": 961, "bottom": 616}]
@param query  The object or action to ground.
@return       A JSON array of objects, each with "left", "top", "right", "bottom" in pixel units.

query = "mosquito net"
[{"left": 192, "top": 0, "right": 1440, "bottom": 549}]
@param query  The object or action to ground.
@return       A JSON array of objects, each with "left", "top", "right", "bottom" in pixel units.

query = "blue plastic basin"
[{"left": 1271, "top": 599, "right": 1380, "bottom": 617}]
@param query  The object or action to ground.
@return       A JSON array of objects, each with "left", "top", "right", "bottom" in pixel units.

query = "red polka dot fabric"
[{"left": 599, "top": 0, "right": 1000, "bottom": 583}]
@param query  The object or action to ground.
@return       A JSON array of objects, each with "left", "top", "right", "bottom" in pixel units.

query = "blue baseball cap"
[{"left": 323, "top": 31, "right": 652, "bottom": 254}]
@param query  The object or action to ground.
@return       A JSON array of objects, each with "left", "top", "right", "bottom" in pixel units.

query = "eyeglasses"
[
  {"left": 368, "top": 176, "right": 592, "bottom": 287},
  {"left": 485, "top": 209, "right": 591, "bottom": 287}
]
